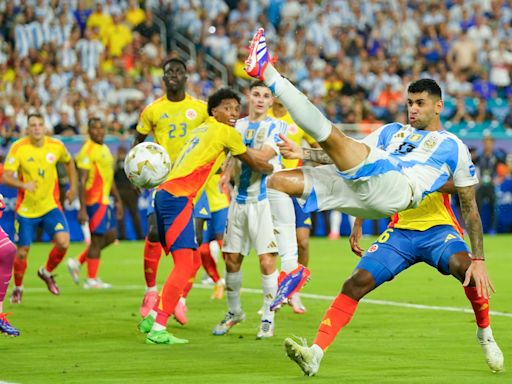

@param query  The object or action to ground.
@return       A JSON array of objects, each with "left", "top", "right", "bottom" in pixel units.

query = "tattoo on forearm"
[
  {"left": 458, "top": 186, "right": 485, "bottom": 259},
  {"left": 302, "top": 148, "right": 333, "bottom": 164}
]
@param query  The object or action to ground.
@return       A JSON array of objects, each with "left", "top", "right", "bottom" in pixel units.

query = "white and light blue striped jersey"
[
  {"left": 357, "top": 122, "right": 478, "bottom": 199},
  {"left": 233, "top": 116, "right": 288, "bottom": 204}
]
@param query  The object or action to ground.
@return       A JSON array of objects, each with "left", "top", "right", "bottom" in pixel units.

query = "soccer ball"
[{"left": 124, "top": 142, "right": 171, "bottom": 189}]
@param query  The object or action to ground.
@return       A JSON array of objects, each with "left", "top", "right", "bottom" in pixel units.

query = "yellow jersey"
[
  {"left": 159, "top": 117, "right": 246, "bottom": 198},
  {"left": 75, "top": 139, "right": 114, "bottom": 206},
  {"left": 389, "top": 192, "right": 463, "bottom": 235},
  {"left": 205, "top": 173, "right": 230, "bottom": 212},
  {"left": 267, "top": 110, "right": 316, "bottom": 168},
  {"left": 136, "top": 94, "right": 208, "bottom": 162},
  {"left": 4, "top": 137, "right": 71, "bottom": 218}
]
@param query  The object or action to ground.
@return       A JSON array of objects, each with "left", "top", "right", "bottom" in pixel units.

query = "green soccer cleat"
[
  {"left": 145, "top": 329, "right": 189, "bottom": 345},
  {"left": 138, "top": 316, "right": 155, "bottom": 334}
]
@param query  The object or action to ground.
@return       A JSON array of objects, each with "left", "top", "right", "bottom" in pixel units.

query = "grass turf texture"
[{"left": 1, "top": 236, "right": 511, "bottom": 384}]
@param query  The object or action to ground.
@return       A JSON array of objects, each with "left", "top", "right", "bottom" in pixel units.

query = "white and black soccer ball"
[{"left": 124, "top": 142, "right": 171, "bottom": 189}]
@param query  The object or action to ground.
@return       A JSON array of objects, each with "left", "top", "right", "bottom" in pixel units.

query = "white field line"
[{"left": 23, "top": 284, "right": 512, "bottom": 319}]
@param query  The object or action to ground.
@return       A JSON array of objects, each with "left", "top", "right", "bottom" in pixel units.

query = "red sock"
[
  {"left": 45, "top": 246, "right": 67, "bottom": 272},
  {"left": 154, "top": 248, "right": 195, "bottom": 326},
  {"left": 464, "top": 286, "right": 490, "bottom": 328},
  {"left": 13, "top": 257, "right": 27, "bottom": 287},
  {"left": 199, "top": 243, "right": 220, "bottom": 283},
  {"left": 182, "top": 249, "right": 201, "bottom": 298},
  {"left": 313, "top": 293, "right": 359, "bottom": 350},
  {"left": 78, "top": 248, "right": 88, "bottom": 265},
  {"left": 144, "top": 238, "right": 162, "bottom": 288},
  {"left": 87, "top": 258, "right": 100, "bottom": 279}
]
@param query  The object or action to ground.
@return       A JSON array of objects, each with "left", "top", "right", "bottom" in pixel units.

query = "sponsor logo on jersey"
[
  {"left": 160, "top": 113, "right": 169, "bottom": 119},
  {"left": 444, "top": 234, "right": 456, "bottom": 243},
  {"left": 186, "top": 109, "right": 197, "bottom": 120},
  {"left": 27, "top": 157, "right": 35, "bottom": 162},
  {"left": 367, "top": 244, "right": 379, "bottom": 253}
]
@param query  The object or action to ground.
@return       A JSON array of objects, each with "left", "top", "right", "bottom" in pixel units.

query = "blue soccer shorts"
[
  {"left": 193, "top": 191, "right": 211, "bottom": 220},
  {"left": 15, "top": 208, "right": 69, "bottom": 246},
  {"left": 292, "top": 197, "right": 312, "bottom": 229},
  {"left": 202, "top": 207, "right": 228, "bottom": 243}
]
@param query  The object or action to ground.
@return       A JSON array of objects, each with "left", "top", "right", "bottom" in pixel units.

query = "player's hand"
[
  {"left": 349, "top": 222, "right": 364, "bottom": 257},
  {"left": 77, "top": 207, "right": 88, "bottom": 225},
  {"left": 463, "top": 260, "right": 496, "bottom": 299},
  {"left": 66, "top": 187, "right": 77, "bottom": 204},
  {"left": 0, "top": 193, "right": 5, "bottom": 211},
  {"left": 115, "top": 201, "right": 124, "bottom": 220},
  {"left": 24, "top": 180, "right": 36, "bottom": 192},
  {"left": 277, "top": 133, "right": 303, "bottom": 160}
]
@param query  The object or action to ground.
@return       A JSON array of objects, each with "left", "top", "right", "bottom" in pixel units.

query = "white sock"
[
  {"left": 348, "top": 215, "right": 356, "bottom": 230},
  {"left": 226, "top": 271, "right": 242, "bottom": 314},
  {"left": 179, "top": 297, "right": 186, "bottom": 305},
  {"left": 330, "top": 211, "right": 342, "bottom": 236},
  {"left": 311, "top": 344, "right": 325, "bottom": 358},
  {"left": 267, "top": 188, "right": 298, "bottom": 273},
  {"left": 261, "top": 270, "right": 278, "bottom": 323},
  {"left": 209, "top": 240, "right": 220, "bottom": 262},
  {"left": 151, "top": 322, "right": 166, "bottom": 331},
  {"left": 263, "top": 64, "right": 332, "bottom": 142},
  {"left": 148, "top": 310, "right": 157, "bottom": 319},
  {"left": 146, "top": 286, "right": 158, "bottom": 292}
]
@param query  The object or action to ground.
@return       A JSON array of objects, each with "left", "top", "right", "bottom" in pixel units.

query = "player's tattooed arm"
[
  {"left": 457, "top": 185, "right": 484, "bottom": 259},
  {"left": 302, "top": 148, "right": 333, "bottom": 165}
]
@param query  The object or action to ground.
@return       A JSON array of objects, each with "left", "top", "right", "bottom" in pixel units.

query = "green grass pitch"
[{"left": 1, "top": 235, "right": 511, "bottom": 383}]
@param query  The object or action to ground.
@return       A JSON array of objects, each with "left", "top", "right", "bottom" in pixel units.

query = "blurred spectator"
[
  {"left": 447, "top": 29, "right": 478, "bottom": 76},
  {"left": 488, "top": 40, "right": 512, "bottom": 97},
  {"left": 125, "top": 0, "right": 146, "bottom": 28},
  {"left": 472, "top": 71, "right": 497, "bottom": 99},
  {"left": 133, "top": 9, "right": 160, "bottom": 42},
  {"left": 471, "top": 98, "right": 495, "bottom": 124},
  {"left": 54, "top": 110, "right": 78, "bottom": 136},
  {"left": 103, "top": 11, "right": 132, "bottom": 57},
  {"left": 451, "top": 97, "right": 473, "bottom": 124}
]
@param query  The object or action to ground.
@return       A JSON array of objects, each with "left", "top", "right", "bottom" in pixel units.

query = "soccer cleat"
[
  {"left": 212, "top": 311, "right": 246, "bottom": 336},
  {"left": 140, "top": 291, "right": 159, "bottom": 318},
  {"left": 138, "top": 315, "right": 155, "bottom": 334},
  {"left": 244, "top": 28, "right": 276, "bottom": 81},
  {"left": 289, "top": 294, "right": 306, "bottom": 314},
  {"left": 477, "top": 327, "right": 504, "bottom": 372},
  {"left": 284, "top": 338, "right": 324, "bottom": 377},
  {"left": 173, "top": 300, "right": 188, "bottom": 325},
  {"left": 211, "top": 279, "right": 225, "bottom": 300},
  {"left": 271, "top": 265, "right": 311, "bottom": 311},
  {"left": 83, "top": 278, "right": 112, "bottom": 289},
  {"left": 10, "top": 287, "right": 23, "bottom": 304},
  {"left": 0, "top": 313, "right": 20, "bottom": 337},
  {"left": 37, "top": 267, "right": 60, "bottom": 295},
  {"left": 66, "top": 258, "right": 81, "bottom": 285},
  {"left": 256, "top": 319, "right": 274, "bottom": 339},
  {"left": 145, "top": 329, "right": 189, "bottom": 345}
]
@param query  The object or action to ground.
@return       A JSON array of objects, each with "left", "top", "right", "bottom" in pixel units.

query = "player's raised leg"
[{"left": 245, "top": 28, "right": 370, "bottom": 172}]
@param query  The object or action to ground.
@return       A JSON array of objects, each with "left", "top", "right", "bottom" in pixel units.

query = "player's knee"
[
  {"left": 297, "top": 236, "right": 309, "bottom": 252},
  {"left": 342, "top": 269, "right": 375, "bottom": 300},
  {"left": 224, "top": 254, "right": 241, "bottom": 272},
  {"left": 448, "top": 252, "right": 471, "bottom": 283},
  {"left": 17, "top": 246, "right": 29, "bottom": 260},
  {"left": 147, "top": 226, "right": 159, "bottom": 242}
]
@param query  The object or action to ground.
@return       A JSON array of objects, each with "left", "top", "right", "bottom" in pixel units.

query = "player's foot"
[
  {"left": 271, "top": 265, "right": 311, "bottom": 311},
  {"left": 284, "top": 338, "right": 324, "bottom": 377},
  {"left": 211, "top": 279, "right": 225, "bottom": 300},
  {"left": 145, "top": 329, "right": 189, "bottom": 345},
  {"left": 10, "top": 287, "right": 23, "bottom": 304},
  {"left": 256, "top": 319, "right": 274, "bottom": 339},
  {"left": 173, "top": 300, "right": 187, "bottom": 325},
  {"left": 244, "top": 28, "right": 276, "bottom": 81},
  {"left": 328, "top": 232, "right": 340, "bottom": 240},
  {"left": 0, "top": 313, "right": 20, "bottom": 337},
  {"left": 37, "top": 267, "right": 60, "bottom": 295},
  {"left": 477, "top": 326, "right": 504, "bottom": 372},
  {"left": 212, "top": 311, "right": 246, "bottom": 336},
  {"left": 289, "top": 294, "right": 306, "bottom": 314},
  {"left": 140, "top": 291, "right": 159, "bottom": 318},
  {"left": 66, "top": 258, "right": 81, "bottom": 285},
  {"left": 138, "top": 315, "right": 155, "bottom": 334},
  {"left": 83, "top": 278, "right": 112, "bottom": 289}
]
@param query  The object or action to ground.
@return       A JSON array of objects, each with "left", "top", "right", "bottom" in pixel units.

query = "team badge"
[
  {"left": 288, "top": 124, "right": 298, "bottom": 135},
  {"left": 245, "top": 130, "right": 254, "bottom": 141},
  {"left": 423, "top": 135, "right": 439, "bottom": 150},
  {"left": 186, "top": 109, "right": 197, "bottom": 120},
  {"left": 367, "top": 244, "right": 379, "bottom": 253},
  {"left": 408, "top": 134, "right": 422, "bottom": 142},
  {"left": 46, "top": 153, "right": 56, "bottom": 163}
]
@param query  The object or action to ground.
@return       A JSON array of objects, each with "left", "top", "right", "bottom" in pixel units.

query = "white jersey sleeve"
[{"left": 452, "top": 139, "right": 479, "bottom": 187}]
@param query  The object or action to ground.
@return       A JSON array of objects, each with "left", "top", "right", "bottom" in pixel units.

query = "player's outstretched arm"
[
  {"left": 77, "top": 168, "right": 89, "bottom": 224},
  {"left": 457, "top": 185, "right": 495, "bottom": 298},
  {"left": 349, "top": 218, "right": 365, "bottom": 257},
  {"left": 64, "top": 159, "right": 78, "bottom": 204},
  {"left": 277, "top": 133, "right": 333, "bottom": 164},
  {"left": 236, "top": 148, "right": 273, "bottom": 174},
  {"left": 2, "top": 170, "right": 36, "bottom": 192}
]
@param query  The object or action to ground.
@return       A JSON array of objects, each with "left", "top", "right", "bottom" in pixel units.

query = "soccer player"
[
  {"left": 133, "top": 57, "right": 208, "bottom": 318},
  {"left": 0, "top": 194, "right": 19, "bottom": 336},
  {"left": 66, "top": 117, "right": 123, "bottom": 288},
  {"left": 137, "top": 88, "right": 273, "bottom": 345},
  {"left": 212, "top": 81, "right": 287, "bottom": 339},
  {"left": 244, "top": 28, "right": 493, "bottom": 304},
  {"left": 268, "top": 97, "right": 319, "bottom": 314},
  {"left": 3, "top": 113, "right": 77, "bottom": 302}
]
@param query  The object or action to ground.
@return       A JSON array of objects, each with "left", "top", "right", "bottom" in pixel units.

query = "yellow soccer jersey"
[
  {"left": 389, "top": 192, "right": 463, "bottom": 235},
  {"left": 75, "top": 139, "right": 114, "bottom": 205},
  {"left": 136, "top": 94, "right": 208, "bottom": 162},
  {"left": 205, "top": 173, "right": 230, "bottom": 212},
  {"left": 159, "top": 117, "right": 246, "bottom": 198},
  {"left": 267, "top": 110, "right": 316, "bottom": 168},
  {"left": 4, "top": 137, "right": 71, "bottom": 218}
]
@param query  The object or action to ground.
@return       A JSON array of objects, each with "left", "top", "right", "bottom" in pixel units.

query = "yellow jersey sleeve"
[{"left": 75, "top": 142, "right": 93, "bottom": 170}]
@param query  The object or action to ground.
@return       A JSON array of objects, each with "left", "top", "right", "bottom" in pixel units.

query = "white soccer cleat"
[
  {"left": 66, "top": 258, "right": 81, "bottom": 285},
  {"left": 284, "top": 338, "right": 324, "bottom": 376},
  {"left": 477, "top": 326, "right": 504, "bottom": 372},
  {"left": 256, "top": 319, "right": 274, "bottom": 339},
  {"left": 83, "top": 278, "right": 112, "bottom": 289},
  {"left": 212, "top": 311, "right": 246, "bottom": 336},
  {"left": 289, "top": 294, "right": 306, "bottom": 314}
]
